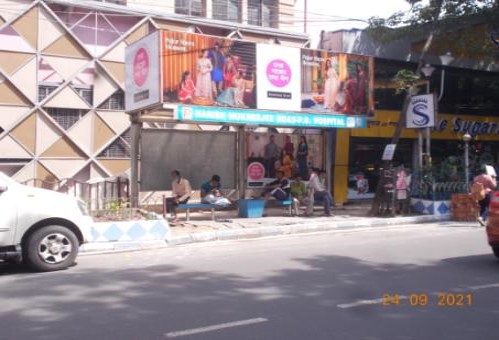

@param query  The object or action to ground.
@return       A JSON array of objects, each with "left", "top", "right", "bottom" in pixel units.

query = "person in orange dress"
[{"left": 178, "top": 71, "right": 196, "bottom": 103}]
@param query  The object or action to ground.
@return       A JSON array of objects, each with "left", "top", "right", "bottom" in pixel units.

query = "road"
[{"left": 1, "top": 222, "right": 498, "bottom": 340}]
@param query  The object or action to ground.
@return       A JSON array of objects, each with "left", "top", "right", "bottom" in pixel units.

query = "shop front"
[
  {"left": 124, "top": 30, "right": 373, "bottom": 209},
  {"left": 341, "top": 109, "right": 499, "bottom": 210}
]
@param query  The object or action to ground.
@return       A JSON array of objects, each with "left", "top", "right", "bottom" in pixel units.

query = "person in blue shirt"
[{"left": 200, "top": 174, "right": 231, "bottom": 207}]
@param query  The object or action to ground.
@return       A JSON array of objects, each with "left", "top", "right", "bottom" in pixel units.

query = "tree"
[{"left": 366, "top": 0, "right": 499, "bottom": 216}]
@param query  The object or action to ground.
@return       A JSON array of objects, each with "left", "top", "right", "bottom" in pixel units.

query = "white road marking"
[
  {"left": 466, "top": 283, "right": 499, "bottom": 291},
  {"left": 337, "top": 296, "right": 408, "bottom": 309},
  {"left": 164, "top": 317, "right": 269, "bottom": 338},
  {"left": 337, "top": 283, "right": 499, "bottom": 309}
]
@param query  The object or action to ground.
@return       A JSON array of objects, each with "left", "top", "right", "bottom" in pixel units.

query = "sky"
[{"left": 293, "top": 0, "right": 412, "bottom": 45}]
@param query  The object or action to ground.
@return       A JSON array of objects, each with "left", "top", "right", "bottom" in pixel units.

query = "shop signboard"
[
  {"left": 125, "top": 31, "right": 161, "bottom": 111},
  {"left": 382, "top": 144, "right": 397, "bottom": 161},
  {"left": 406, "top": 93, "right": 436, "bottom": 128},
  {"left": 175, "top": 105, "right": 367, "bottom": 129}
]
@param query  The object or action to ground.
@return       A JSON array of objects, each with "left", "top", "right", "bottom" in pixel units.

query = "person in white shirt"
[
  {"left": 165, "top": 170, "right": 192, "bottom": 223},
  {"left": 306, "top": 168, "right": 333, "bottom": 216}
]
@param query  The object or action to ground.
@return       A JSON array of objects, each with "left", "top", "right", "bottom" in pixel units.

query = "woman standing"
[
  {"left": 296, "top": 135, "right": 309, "bottom": 179},
  {"left": 195, "top": 49, "right": 213, "bottom": 100},
  {"left": 323, "top": 58, "right": 339, "bottom": 110},
  {"left": 233, "top": 71, "right": 246, "bottom": 107}
]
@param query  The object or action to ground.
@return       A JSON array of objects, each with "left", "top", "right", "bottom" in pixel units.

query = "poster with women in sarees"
[
  {"left": 301, "top": 49, "right": 373, "bottom": 116},
  {"left": 161, "top": 31, "right": 257, "bottom": 109}
]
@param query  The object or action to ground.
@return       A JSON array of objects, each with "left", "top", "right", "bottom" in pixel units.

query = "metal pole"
[
  {"left": 418, "top": 129, "right": 423, "bottom": 170},
  {"left": 425, "top": 80, "right": 431, "bottom": 164},
  {"left": 130, "top": 120, "right": 142, "bottom": 208},
  {"left": 325, "top": 130, "right": 333, "bottom": 194},
  {"left": 464, "top": 140, "right": 469, "bottom": 189},
  {"left": 238, "top": 126, "right": 246, "bottom": 200}
]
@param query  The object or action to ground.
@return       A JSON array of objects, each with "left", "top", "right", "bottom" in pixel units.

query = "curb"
[{"left": 79, "top": 214, "right": 451, "bottom": 255}]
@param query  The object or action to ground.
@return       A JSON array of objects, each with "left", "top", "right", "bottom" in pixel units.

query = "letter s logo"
[{"left": 412, "top": 103, "right": 430, "bottom": 127}]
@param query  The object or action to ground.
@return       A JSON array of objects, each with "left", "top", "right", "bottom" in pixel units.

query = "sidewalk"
[{"left": 80, "top": 201, "right": 451, "bottom": 254}]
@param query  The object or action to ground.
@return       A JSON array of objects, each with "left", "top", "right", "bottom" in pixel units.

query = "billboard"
[
  {"left": 125, "top": 31, "right": 161, "bottom": 111},
  {"left": 161, "top": 31, "right": 257, "bottom": 109},
  {"left": 127, "top": 30, "right": 374, "bottom": 123},
  {"left": 301, "top": 49, "right": 374, "bottom": 116}
]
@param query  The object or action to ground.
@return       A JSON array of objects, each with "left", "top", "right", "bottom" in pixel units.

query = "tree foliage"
[{"left": 367, "top": 0, "right": 499, "bottom": 62}]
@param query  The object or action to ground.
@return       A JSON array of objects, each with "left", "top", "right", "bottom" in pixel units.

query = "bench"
[
  {"left": 267, "top": 198, "right": 293, "bottom": 216},
  {"left": 177, "top": 203, "right": 219, "bottom": 221},
  {"left": 163, "top": 195, "right": 220, "bottom": 221}
]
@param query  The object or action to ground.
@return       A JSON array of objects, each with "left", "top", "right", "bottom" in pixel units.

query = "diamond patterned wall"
[{"left": 0, "top": 1, "right": 151, "bottom": 184}]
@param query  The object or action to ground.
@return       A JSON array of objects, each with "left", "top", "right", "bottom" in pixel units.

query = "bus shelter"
[{"left": 125, "top": 30, "right": 372, "bottom": 207}]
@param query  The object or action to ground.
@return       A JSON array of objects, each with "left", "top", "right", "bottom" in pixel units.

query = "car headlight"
[{"left": 77, "top": 199, "right": 89, "bottom": 216}]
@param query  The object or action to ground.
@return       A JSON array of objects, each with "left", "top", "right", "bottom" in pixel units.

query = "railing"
[
  {"left": 410, "top": 171, "right": 468, "bottom": 201},
  {"left": 21, "top": 177, "right": 130, "bottom": 212}
]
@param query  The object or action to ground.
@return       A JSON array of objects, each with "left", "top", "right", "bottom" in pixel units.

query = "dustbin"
[{"left": 238, "top": 199, "right": 265, "bottom": 218}]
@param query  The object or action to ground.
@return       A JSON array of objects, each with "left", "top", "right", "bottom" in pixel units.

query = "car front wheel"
[
  {"left": 493, "top": 246, "right": 499, "bottom": 259},
  {"left": 24, "top": 225, "right": 79, "bottom": 272}
]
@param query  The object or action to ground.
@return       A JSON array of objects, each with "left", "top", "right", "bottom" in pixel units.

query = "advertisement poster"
[
  {"left": 256, "top": 44, "right": 301, "bottom": 111},
  {"left": 301, "top": 49, "right": 373, "bottom": 116},
  {"left": 162, "top": 31, "right": 257, "bottom": 109},
  {"left": 125, "top": 31, "right": 161, "bottom": 111},
  {"left": 246, "top": 132, "right": 323, "bottom": 179}
]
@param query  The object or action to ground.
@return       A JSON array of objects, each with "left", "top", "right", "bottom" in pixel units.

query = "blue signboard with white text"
[{"left": 175, "top": 105, "right": 366, "bottom": 129}]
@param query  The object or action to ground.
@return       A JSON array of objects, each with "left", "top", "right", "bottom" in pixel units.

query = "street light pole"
[
  {"left": 418, "top": 52, "right": 454, "bottom": 171},
  {"left": 420, "top": 64, "right": 436, "bottom": 171},
  {"left": 463, "top": 133, "right": 472, "bottom": 189}
]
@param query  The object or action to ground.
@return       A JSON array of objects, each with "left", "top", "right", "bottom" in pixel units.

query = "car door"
[{"left": 0, "top": 177, "right": 18, "bottom": 246}]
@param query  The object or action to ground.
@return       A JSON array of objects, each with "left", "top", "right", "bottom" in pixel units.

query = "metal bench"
[
  {"left": 177, "top": 203, "right": 218, "bottom": 221},
  {"left": 268, "top": 198, "right": 293, "bottom": 216}
]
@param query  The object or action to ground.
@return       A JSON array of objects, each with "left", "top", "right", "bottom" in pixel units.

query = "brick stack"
[{"left": 451, "top": 193, "right": 479, "bottom": 221}]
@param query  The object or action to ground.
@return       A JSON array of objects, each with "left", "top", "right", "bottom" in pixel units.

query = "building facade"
[
  {"left": 0, "top": 0, "right": 306, "bottom": 188},
  {"left": 319, "top": 27, "right": 499, "bottom": 204}
]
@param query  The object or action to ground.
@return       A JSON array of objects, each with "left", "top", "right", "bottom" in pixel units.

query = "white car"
[{"left": 0, "top": 172, "right": 93, "bottom": 272}]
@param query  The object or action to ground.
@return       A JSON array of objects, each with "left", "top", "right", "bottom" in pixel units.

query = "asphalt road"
[{"left": 1, "top": 222, "right": 498, "bottom": 340}]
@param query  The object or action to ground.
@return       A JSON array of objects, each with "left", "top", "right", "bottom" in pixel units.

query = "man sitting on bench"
[
  {"left": 200, "top": 174, "right": 231, "bottom": 207},
  {"left": 306, "top": 168, "right": 333, "bottom": 217},
  {"left": 165, "top": 170, "right": 192, "bottom": 224},
  {"left": 261, "top": 170, "right": 290, "bottom": 201}
]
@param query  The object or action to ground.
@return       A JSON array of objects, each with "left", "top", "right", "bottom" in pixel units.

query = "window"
[
  {"left": 175, "top": 0, "right": 205, "bottom": 16},
  {"left": 98, "top": 90, "right": 125, "bottom": 110},
  {"left": 38, "top": 85, "right": 58, "bottom": 102},
  {"left": 45, "top": 108, "right": 88, "bottom": 130},
  {"left": 248, "top": 0, "right": 278, "bottom": 28},
  {"left": 74, "top": 86, "right": 93, "bottom": 106},
  {"left": 98, "top": 130, "right": 130, "bottom": 158},
  {"left": 213, "top": 0, "right": 241, "bottom": 23}
]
